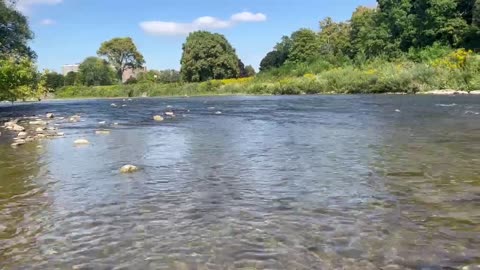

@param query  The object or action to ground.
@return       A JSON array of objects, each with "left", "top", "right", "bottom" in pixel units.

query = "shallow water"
[{"left": 0, "top": 95, "right": 479, "bottom": 269}]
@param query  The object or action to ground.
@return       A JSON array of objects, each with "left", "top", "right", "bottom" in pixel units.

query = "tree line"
[{"left": 1, "top": 0, "right": 479, "bottom": 101}]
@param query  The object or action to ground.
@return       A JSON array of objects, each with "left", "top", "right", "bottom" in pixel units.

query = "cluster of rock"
[{"left": 2, "top": 113, "right": 66, "bottom": 147}]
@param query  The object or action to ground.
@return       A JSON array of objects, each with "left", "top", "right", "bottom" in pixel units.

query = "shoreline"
[{"left": 2, "top": 89, "right": 480, "bottom": 104}]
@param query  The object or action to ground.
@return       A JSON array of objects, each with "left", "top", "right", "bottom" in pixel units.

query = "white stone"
[
  {"left": 153, "top": 115, "right": 164, "bottom": 121},
  {"left": 120, "top": 165, "right": 139, "bottom": 174},
  {"left": 215, "top": 111, "right": 222, "bottom": 115},
  {"left": 74, "top": 139, "right": 89, "bottom": 145},
  {"left": 46, "top": 113, "right": 54, "bottom": 118},
  {"left": 36, "top": 127, "right": 46, "bottom": 133},
  {"left": 95, "top": 130, "right": 110, "bottom": 135},
  {"left": 165, "top": 112, "right": 175, "bottom": 117},
  {"left": 17, "top": 132, "right": 28, "bottom": 139},
  {"left": 29, "top": 120, "right": 47, "bottom": 125},
  {"left": 11, "top": 124, "right": 25, "bottom": 131}
]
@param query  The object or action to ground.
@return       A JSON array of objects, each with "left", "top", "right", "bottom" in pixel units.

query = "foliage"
[
  {"left": 287, "top": 29, "right": 320, "bottom": 63},
  {"left": 77, "top": 57, "right": 116, "bottom": 86},
  {"left": 260, "top": 50, "right": 288, "bottom": 71},
  {"left": 245, "top": 65, "right": 256, "bottom": 77},
  {"left": 0, "top": 57, "right": 43, "bottom": 101},
  {"left": 180, "top": 31, "right": 240, "bottom": 82},
  {"left": 136, "top": 69, "right": 181, "bottom": 83},
  {"left": 64, "top": 71, "right": 77, "bottom": 86},
  {"left": 97, "top": 37, "right": 145, "bottom": 80},
  {"left": 43, "top": 71, "right": 64, "bottom": 92},
  {"left": 0, "top": 0, "right": 35, "bottom": 59},
  {"left": 318, "top": 17, "right": 352, "bottom": 56}
]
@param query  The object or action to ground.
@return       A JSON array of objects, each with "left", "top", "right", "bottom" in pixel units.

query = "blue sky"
[{"left": 22, "top": 0, "right": 377, "bottom": 72}]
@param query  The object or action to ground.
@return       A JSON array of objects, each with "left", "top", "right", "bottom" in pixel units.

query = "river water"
[{"left": 0, "top": 95, "right": 479, "bottom": 269}]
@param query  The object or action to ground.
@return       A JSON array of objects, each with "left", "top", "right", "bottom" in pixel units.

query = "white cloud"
[
  {"left": 140, "top": 11, "right": 267, "bottom": 36},
  {"left": 16, "top": 0, "right": 63, "bottom": 13},
  {"left": 231, "top": 12, "right": 267, "bottom": 22},
  {"left": 40, "top": 18, "right": 56, "bottom": 25}
]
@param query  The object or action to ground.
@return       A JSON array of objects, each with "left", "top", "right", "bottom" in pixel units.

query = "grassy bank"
[{"left": 55, "top": 51, "right": 480, "bottom": 98}]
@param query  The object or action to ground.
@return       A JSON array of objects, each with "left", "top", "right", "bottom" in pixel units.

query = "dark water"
[{"left": 0, "top": 95, "right": 479, "bottom": 270}]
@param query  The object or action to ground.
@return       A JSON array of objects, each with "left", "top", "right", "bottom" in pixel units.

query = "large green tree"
[
  {"left": 318, "top": 17, "right": 352, "bottom": 56},
  {"left": 43, "top": 71, "right": 64, "bottom": 92},
  {"left": 97, "top": 37, "right": 145, "bottom": 81},
  {"left": 0, "top": 57, "right": 42, "bottom": 101},
  {"left": 287, "top": 29, "right": 320, "bottom": 63},
  {"left": 78, "top": 57, "right": 116, "bottom": 86},
  {"left": 64, "top": 71, "right": 77, "bottom": 86},
  {"left": 0, "top": 0, "right": 35, "bottom": 59},
  {"left": 180, "top": 31, "right": 240, "bottom": 82}
]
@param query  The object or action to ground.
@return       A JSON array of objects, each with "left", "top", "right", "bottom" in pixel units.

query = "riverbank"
[{"left": 55, "top": 56, "right": 480, "bottom": 98}]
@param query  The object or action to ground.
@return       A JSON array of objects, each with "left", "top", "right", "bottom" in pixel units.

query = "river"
[{"left": 0, "top": 95, "right": 479, "bottom": 269}]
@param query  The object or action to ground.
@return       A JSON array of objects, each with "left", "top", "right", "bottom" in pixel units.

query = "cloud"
[
  {"left": 15, "top": 0, "right": 63, "bottom": 13},
  {"left": 140, "top": 11, "right": 267, "bottom": 36},
  {"left": 40, "top": 18, "right": 56, "bottom": 25},
  {"left": 231, "top": 12, "right": 267, "bottom": 22}
]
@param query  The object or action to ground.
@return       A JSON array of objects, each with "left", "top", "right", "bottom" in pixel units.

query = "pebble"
[
  {"left": 29, "top": 120, "right": 47, "bottom": 125},
  {"left": 153, "top": 115, "right": 164, "bottom": 121},
  {"left": 17, "top": 132, "right": 28, "bottom": 139},
  {"left": 95, "top": 130, "right": 110, "bottom": 135},
  {"left": 120, "top": 165, "right": 139, "bottom": 174},
  {"left": 74, "top": 139, "right": 90, "bottom": 145}
]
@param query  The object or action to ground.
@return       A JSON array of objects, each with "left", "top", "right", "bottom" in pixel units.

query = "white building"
[{"left": 62, "top": 64, "right": 80, "bottom": 76}]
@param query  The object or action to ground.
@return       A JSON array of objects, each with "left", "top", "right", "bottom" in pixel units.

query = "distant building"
[
  {"left": 122, "top": 66, "right": 147, "bottom": 82},
  {"left": 62, "top": 64, "right": 80, "bottom": 76}
]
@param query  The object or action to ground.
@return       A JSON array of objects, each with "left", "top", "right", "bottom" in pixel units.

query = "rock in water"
[
  {"left": 17, "top": 132, "right": 28, "bottom": 139},
  {"left": 74, "top": 139, "right": 90, "bottom": 145},
  {"left": 153, "top": 115, "right": 164, "bottom": 121},
  {"left": 165, "top": 111, "right": 175, "bottom": 117},
  {"left": 29, "top": 120, "right": 47, "bottom": 125},
  {"left": 46, "top": 113, "right": 54, "bottom": 118},
  {"left": 35, "top": 127, "right": 46, "bottom": 133},
  {"left": 120, "top": 165, "right": 139, "bottom": 174},
  {"left": 95, "top": 130, "right": 110, "bottom": 135},
  {"left": 69, "top": 115, "right": 81, "bottom": 122},
  {"left": 111, "top": 103, "right": 117, "bottom": 107},
  {"left": 11, "top": 124, "right": 25, "bottom": 131},
  {"left": 215, "top": 111, "right": 222, "bottom": 115}
]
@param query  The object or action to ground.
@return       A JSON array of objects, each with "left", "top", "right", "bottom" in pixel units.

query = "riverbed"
[{"left": 0, "top": 95, "right": 479, "bottom": 269}]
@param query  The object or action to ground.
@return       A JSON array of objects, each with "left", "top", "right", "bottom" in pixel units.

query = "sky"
[{"left": 20, "top": 0, "right": 377, "bottom": 73}]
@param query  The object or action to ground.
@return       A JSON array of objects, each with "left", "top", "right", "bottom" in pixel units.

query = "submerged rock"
[
  {"left": 29, "top": 120, "right": 47, "bottom": 125},
  {"left": 74, "top": 139, "right": 90, "bottom": 145},
  {"left": 11, "top": 124, "right": 25, "bottom": 132},
  {"left": 17, "top": 132, "right": 28, "bottom": 139},
  {"left": 120, "top": 164, "right": 139, "bottom": 174},
  {"left": 95, "top": 130, "right": 110, "bottom": 135},
  {"left": 153, "top": 115, "right": 164, "bottom": 122},
  {"left": 11, "top": 139, "right": 26, "bottom": 147},
  {"left": 69, "top": 115, "right": 81, "bottom": 122}
]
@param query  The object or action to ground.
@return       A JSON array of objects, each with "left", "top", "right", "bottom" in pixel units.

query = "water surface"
[{"left": 0, "top": 95, "right": 479, "bottom": 269}]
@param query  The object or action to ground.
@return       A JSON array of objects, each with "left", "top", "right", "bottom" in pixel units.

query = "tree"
[
  {"left": 318, "top": 17, "right": 352, "bottom": 56},
  {"left": 43, "top": 71, "right": 64, "bottom": 92},
  {"left": 97, "top": 37, "right": 145, "bottom": 81},
  {"left": 238, "top": 59, "right": 248, "bottom": 78},
  {"left": 0, "top": 0, "right": 35, "bottom": 59},
  {"left": 259, "top": 50, "right": 288, "bottom": 71},
  {"left": 78, "top": 57, "right": 116, "bottom": 86},
  {"left": 245, "top": 65, "right": 256, "bottom": 77},
  {"left": 180, "top": 31, "right": 240, "bottom": 82},
  {"left": 0, "top": 57, "right": 42, "bottom": 101},
  {"left": 287, "top": 28, "right": 320, "bottom": 63},
  {"left": 64, "top": 71, "right": 77, "bottom": 86}
]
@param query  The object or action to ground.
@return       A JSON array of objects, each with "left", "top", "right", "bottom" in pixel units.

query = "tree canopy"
[
  {"left": 0, "top": 0, "right": 35, "bottom": 59},
  {"left": 78, "top": 57, "right": 116, "bottom": 86},
  {"left": 180, "top": 31, "right": 240, "bottom": 82},
  {"left": 97, "top": 37, "right": 145, "bottom": 80}
]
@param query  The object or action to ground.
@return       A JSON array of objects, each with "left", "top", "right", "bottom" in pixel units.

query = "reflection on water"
[{"left": 0, "top": 95, "right": 479, "bottom": 269}]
